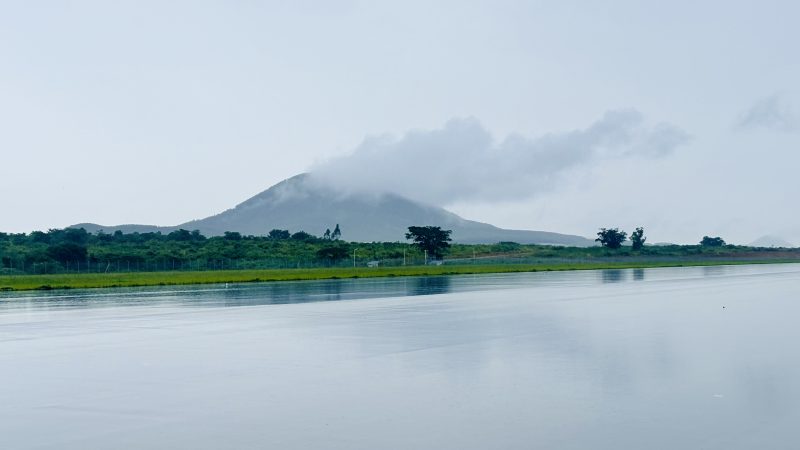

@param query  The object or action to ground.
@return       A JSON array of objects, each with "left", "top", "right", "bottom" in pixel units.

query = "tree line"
[
  {"left": 595, "top": 227, "right": 728, "bottom": 249},
  {"left": 0, "top": 225, "right": 450, "bottom": 273},
  {"left": 0, "top": 225, "right": 790, "bottom": 275}
]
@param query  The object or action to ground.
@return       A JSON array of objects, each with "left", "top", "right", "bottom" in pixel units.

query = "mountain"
[{"left": 74, "top": 174, "right": 594, "bottom": 246}]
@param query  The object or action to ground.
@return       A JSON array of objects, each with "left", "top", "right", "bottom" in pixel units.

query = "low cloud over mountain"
[
  {"left": 311, "top": 110, "right": 690, "bottom": 206},
  {"left": 76, "top": 174, "right": 594, "bottom": 245}
]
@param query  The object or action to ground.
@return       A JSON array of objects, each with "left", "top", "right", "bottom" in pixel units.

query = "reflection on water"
[
  {"left": 703, "top": 265, "right": 728, "bottom": 277},
  {"left": 601, "top": 269, "right": 626, "bottom": 283},
  {"left": 1, "top": 264, "right": 798, "bottom": 312},
  {"left": 408, "top": 276, "right": 451, "bottom": 296},
  {"left": 2, "top": 264, "right": 800, "bottom": 449}
]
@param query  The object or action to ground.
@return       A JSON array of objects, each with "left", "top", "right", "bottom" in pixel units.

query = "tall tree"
[
  {"left": 323, "top": 228, "right": 331, "bottom": 240},
  {"left": 630, "top": 227, "right": 646, "bottom": 250},
  {"left": 405, "top": 226, "right": 452, "bottom": 259},
  {"left": 332, "top": 224, "right": 341, "bottom": 240},
  {"left": 167, "top": 229, "right": 194, "bottom": 242}
]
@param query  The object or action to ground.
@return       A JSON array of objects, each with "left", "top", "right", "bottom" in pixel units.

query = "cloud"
[
  {"left": 735, "top": 93, "right": 798, "bottom": 132},
  {"left": 310, "top": 110, "right": 690, "bottom": 206}
]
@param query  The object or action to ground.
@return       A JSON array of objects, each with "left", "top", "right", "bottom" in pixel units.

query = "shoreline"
[{"left": 1, "top": 259, "right": 797, "bottom": 293}]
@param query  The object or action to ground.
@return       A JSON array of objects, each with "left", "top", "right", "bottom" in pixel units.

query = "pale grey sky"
[{"left": 1, "top": 0, "right": 798, "bottom": 244}]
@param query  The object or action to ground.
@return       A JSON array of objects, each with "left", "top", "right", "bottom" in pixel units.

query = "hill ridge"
[{"left": 72, "top": 173, "right": 593, "bottom": 246}]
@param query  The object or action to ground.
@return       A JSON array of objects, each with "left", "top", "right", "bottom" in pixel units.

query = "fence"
[
  {"left": 0, "top": 256, "right": 428, "bottom": 275},
  {"left": 2, "top": 252, "right": 794, "bottom": 276}
]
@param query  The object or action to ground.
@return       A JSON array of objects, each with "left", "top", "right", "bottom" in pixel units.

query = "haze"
[{"left": 1, "top": 1, "right": 798, "bottom": 245}]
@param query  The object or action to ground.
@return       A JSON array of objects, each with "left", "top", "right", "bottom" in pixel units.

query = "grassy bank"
[{"left": 1, "top": 259, "right": 797, "bottom": 292}]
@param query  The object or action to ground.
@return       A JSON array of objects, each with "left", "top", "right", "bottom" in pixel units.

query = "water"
[{"left": 1, "top": 264, "right": 799, "bottom": 449}]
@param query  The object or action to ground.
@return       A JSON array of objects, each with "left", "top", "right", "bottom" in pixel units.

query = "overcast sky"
[{"left": 1, "top": 1, "right": 798, "bottom": 244}]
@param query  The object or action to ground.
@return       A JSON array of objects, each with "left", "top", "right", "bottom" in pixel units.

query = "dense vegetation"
[{"left": 0, "top": 227, "right": 798, "bottom": 276}]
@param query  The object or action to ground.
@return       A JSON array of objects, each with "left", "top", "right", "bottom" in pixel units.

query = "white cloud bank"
[{"left": 311, "top": 110, "right": 690, "bottom": 206}]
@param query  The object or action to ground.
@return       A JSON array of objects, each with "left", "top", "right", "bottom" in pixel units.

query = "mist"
[{"left": 311, "top": 110, "right": 690, "bottom": 206}]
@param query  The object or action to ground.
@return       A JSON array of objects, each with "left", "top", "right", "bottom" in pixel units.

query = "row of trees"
[
  {"left": 0, "top": 224, "right": 759, "bottom": 275},
  {"left": 0, "top": 225, "right": 345, "bottom": 247},
  {"left": 596, "top": 227, "right": 728, "bottom": 249},
  {"left": 313, "top": 226, "right": 454, "bottom": 264},
  {"left": 0, "top": 225, "right": 454, "bottom": 273},
  {"left": 595, "top": 227, "right": 646, "bottom": 250},
  {"left": 265, "top": 224, "right": 341, "bottom": 241}
]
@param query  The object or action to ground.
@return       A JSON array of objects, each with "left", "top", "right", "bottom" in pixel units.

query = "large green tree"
[
  {"left": 630, "top": 227, "right": 646, "bottom": 250},
  {"left": 405, "top": 226, "right": 452, "bottom": 259},
  {"left": 596, "top": 228, "right": 627, "bottom": 249},
  {"left": 700, "top": 236, "right": 726, "bottom": 247}
]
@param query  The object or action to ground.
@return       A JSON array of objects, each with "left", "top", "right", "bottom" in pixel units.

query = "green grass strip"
[{"left": 1, "top": 259, "right": 797, "bottom": 293}]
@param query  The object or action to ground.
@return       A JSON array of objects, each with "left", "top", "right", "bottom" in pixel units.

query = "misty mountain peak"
[{"left": 74, "top": 173, "right": 592, "bottom": 245}]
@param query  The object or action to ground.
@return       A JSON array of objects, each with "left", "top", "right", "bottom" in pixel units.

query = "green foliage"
[
  {"left": 332, "top": 224, "right": 341, "bottom": 240},
  {"left": 630, "top": 227, "right": 646, "bottom": 250},
  {"left": 29, "top": 231, "right": 50, "bottom": 244},
  {"left": 0, "top": 227, "right": 796, "bottom": 277},
  {"left": 492, "top": 241, "right": 521, "bottom": 252},
  {"left": 290, "top": 231, "right": 316, "bottom": 241},
  {"left": 315, "top": 245, "right": 349, "bottom": 262},
  {"left": 700, "top": 236, "right": 726, "bottom": 247},
  {"left": 596, "top": 228, "right": 627, "bottom": 249},
  {"left": 405, "top": 226, "right": 452, "bottom": 259},
  {"left": 168, "top": 229, "right": 205, "bottom": 242},
  {"left": 223, "top": 231, "right": 242, "bottom": 241},
  {"left": 47, "top": 242, "right": 88, "bottom": 263},
  {"left": 268, "top": 229, "right": 290, "bottom": 240},
  {"left": 63, "top": 228, "right": 90, "bottom": 244}
]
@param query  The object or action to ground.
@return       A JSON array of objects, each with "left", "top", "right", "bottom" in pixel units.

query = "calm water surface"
[{"left": 1, "top": 264, "right": 800, "bottom": 449}]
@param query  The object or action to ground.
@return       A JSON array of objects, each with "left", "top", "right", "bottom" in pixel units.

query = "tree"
[
  {"left": 596, "top": 228, "right": 627, "bottom": 249},
  {"left": 167, "top": 229, "right": 195, "bottom": 242},
  {"left": 29, "top": 231, "right": 50, "bottom": 244},
  {"left": 405, "top": 226, "right": 452, "bottom": 259},
  {"left": 323, "top": 228, "right": 331, "bottom": 240},
  {"left": 268, "top": 229, "right": 290, "bottom": 240},
  {"left": 630, "top": 227, "right": 646, "bottom": 250},
  {"left": 700, "top": 236, "right": 726, "bottom": 247},
  {"left": 47, "top": 242, "right": 88, "bottom": 264},
  {"left": 63, "top": 227, "right": 90, "bottom": 245},
  {"left": 332, "top": 224, "right": 341, "bottom": 240},
  {"left": 290, "top": 231, "right": 315, "bottom": 241},
  {"left": 223, "top": 231, "right": 242, "bottom": 241}
]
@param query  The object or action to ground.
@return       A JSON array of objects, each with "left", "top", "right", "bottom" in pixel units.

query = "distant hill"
[
  {"left": 74, "top": 174, "right": 594, "bottom": 246},
  {"left": 749, "top": 235, "right": 795, "bottom": 248},
  {"left": 71, "top": 223, "right": 176, "bottom": 235}
]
